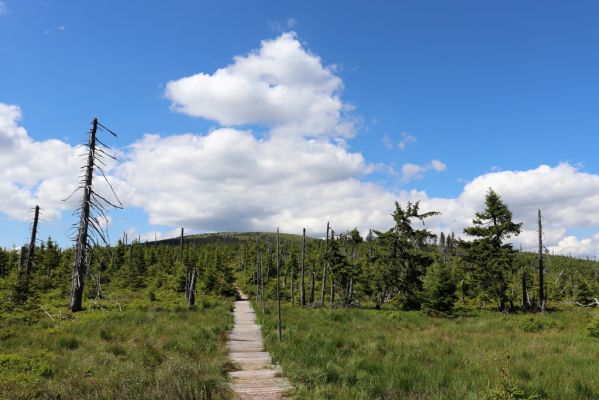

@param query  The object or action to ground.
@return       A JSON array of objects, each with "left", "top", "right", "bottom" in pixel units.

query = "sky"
[{"left": 1, "top": 0, "right": 599, "bottom": 256}]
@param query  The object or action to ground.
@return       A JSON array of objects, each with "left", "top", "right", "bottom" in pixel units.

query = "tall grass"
[
  {"left": 0, "top": 289, "right": 234, "bottom": 400},
  {"left": 256, "top": 301, "right": 599, "bottom": 399}
]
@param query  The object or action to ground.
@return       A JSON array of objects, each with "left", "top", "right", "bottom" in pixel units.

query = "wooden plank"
[{"left": 227, "top": 292, "right": 292, "bottom": 399}]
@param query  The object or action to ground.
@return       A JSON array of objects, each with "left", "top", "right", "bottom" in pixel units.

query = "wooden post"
[
  {"left": 320, "top": 222, "right": 329, "bottom": 306},
  {"left": 276, "top": 228, "right": 282, "bottom": 341},
  {"left": 300, "top": 228, "right": 306, "bottom": 306},
  {"left": 69, "top": 118, "right": 98, "bottom": 312},
  {"left": 538, "top": 210, "right": 546, "bottom": 311}
]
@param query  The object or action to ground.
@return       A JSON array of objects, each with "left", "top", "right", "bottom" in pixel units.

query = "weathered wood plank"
[{"left": 227, "top": 292, "right": 292, "bottom": 399}]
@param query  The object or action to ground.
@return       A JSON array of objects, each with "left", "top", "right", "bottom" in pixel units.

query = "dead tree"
[
  {"left": 187, "top": 269, "right": 197, "bottom": 307},
  {"left": 14, "top": 206, "right": 40, "bottom": 302},
  {"left": 538, "top": 210, "right": 546, "bottom": 311},
  {"left": 276, "top": 228, "right": 282, "bottom": 341},
  {"left": 260, "top": 254, "right": 265, "bottom": 313},
  {"left": 25, "top": 205, "right": 40, "bottom": 275},
  {"left": 255, "top": 237, "right": 259, "bottom": 299},
  {"left": 330, "top": 229, "right": 335, "bottom": 307},
  {"left": 290, "top": 243, "right": 295, "bottom": 307},
  {"left": 522, "top": 270, "right": 529, "bottom": 310},
  {"left": 69, "top": 118, "right": 122, "bottom": 312},
  {"left": 310, "top": 269, "right": 316, "bottom": 305},
  {"left": 320, "top": 222, "right": 329, "bottom": 306},
  {"left": 300, "top": 228, "right": 306, "bottom": 306}
]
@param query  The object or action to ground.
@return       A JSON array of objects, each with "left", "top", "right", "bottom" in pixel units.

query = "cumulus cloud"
[
  {"left": 165, "top": 32, "right": 354, "bottom": 138},
  {"left": 417, "top": 163, "right": 599, "bottom": 256},
  {"left": 0, "top": 104, "right": 81, "bottom": 220},
  {"left": 114, "top": 128, "right": 384, "bottom": 234}
]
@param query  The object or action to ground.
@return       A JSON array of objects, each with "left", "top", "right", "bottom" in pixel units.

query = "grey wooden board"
[{"left": 227, "top": 292, "right": 292, "bottom": 399}]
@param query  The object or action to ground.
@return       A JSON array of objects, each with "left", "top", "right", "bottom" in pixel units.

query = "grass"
[
  {"left": 255, "top": 301, "right": 599, "bottom": 400},
  {"left": 0, "top": 289, "right": 234, "bottom": 400}
]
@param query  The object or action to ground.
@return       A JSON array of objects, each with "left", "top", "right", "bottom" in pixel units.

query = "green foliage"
[
  {"left": 461, "top": 189, "right": 523, "bottom": 310},
  {"left": 487, "top": 367, "right": 543, "bottom": 399},
  {"left": 422, "top": 263, "right": 457, "bottom": 315},
  {"left": 372, "top": 201, "right": 439, "bottom": 310},
  {"left": 588, "top": 315, "right": 599, "bottom": 339}
]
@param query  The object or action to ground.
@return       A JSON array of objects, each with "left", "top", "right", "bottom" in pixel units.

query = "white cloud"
[
  {"left": 0, "top": 104, "right": 81, "bottom": 220},
  {"left": 0, "top": 2, "right": 7, "bottom": 15},
  {"left": 114, "top": 129, "right": 381, "bottom": 234},
  {"left": 431, "top": 159, "right": 447, "bottom": 172},
  {"left": 382, "top": 134, "right": 393, "bottom": 150},
  {"left": 416, "top": 163, "right": 599, "bottom": 257},
  {"left": 398, "top": 132, "right": 416, "bottom": 151},
  {"left": 165, "top": 32, "right": 354, "bottom": 138},
  {"left": 268, "top": 18, "right": 298, "bottom": 32},
  {"left": 401, "top": 159, "right": 446, "bottom": 181}
]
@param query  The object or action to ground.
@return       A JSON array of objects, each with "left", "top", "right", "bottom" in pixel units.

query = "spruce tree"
[
  {"left": 462, "top": 189, "right": 522, "bottom": 311},
  {"left": 422, "top": 263, "right": 457, "bottom": 315}
]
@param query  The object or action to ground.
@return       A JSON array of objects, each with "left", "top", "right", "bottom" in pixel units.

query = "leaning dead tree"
[
  {"left": 68, "top": 118, "right": 122, "bottom": 312},
  {"left": 14, "top": 205, "right": 40, "bottom": 303}
]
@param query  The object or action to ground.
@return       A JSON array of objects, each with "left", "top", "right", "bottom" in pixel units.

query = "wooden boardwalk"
[{"left": 227, "top": 292, "right": 292, "bottom": 399}]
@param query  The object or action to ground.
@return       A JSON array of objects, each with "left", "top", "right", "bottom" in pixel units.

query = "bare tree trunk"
[
  {"left": 310, "top": 269, "right": 315, "bottom": 305},
  {"left": 267, "top": 242, "right": 271, "bottom": 283},
  {"left": 25, "top": 205, "right": 40, "bottom": 275},
  {"left": 522, "top": 269, "right": 529, "bottom": 310},
  {"left": 538, "top": 210, "right": 546, "bottom": 311},
  {"left": 290, "top": 245, "right": 295, "bottom": 307},
  {"left": 187, "top": 270, "right": 197, "bottom": 307},
  {"left": 69, "top": 119, "right": 98, "bottom": 312},
  {"left": 330, "top": 229, "right": 335, "bottom": 307},
  {"left": 260, "top": 254, "right": 264, "bottom": 314},
  {"left": 255, "top": 237, "right": 259, "bottom": 299},
  {"left": 300, "top": 228, "right": 306, "bottom": 306},
  {"left": 276, "top": 228, "right": 282, "bottom": 341},
  {"left": 320, "top": 222, "right": 329, "bottom": 306}
]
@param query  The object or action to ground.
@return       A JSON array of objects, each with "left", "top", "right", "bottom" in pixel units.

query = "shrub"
[{"left": 588, "top": 315, "right": 599, "bottom": 339}]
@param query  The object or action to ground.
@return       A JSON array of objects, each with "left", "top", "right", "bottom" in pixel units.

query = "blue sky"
[{"left": 1, "top": 1, "right": 599, "bottom": 254}]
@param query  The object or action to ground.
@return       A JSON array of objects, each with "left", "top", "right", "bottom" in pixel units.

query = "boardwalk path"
[{"left": 227, "top": 291, "right": 292, "bottom": 399}]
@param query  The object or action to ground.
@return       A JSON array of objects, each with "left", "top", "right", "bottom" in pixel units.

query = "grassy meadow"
[
  {"left": 0, "top": 289, "right": 234, "bottom": 400},
  {"left": 255, "top": 300, "right": 599, "bottom": 400}
]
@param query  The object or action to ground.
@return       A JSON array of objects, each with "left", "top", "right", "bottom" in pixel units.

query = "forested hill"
[{"left": 152, "top": 231, "right": 318, "bottom": 247}]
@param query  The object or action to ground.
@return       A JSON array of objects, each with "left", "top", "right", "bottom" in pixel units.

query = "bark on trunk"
[
  {"left": 300, "top": 228, "right": 306, "bottom": 306},
  {"left": 320, "top": 222, "right": 329, "bottom": 306},
  {"left": 276, "top": 228, "right": 282, "bottom": 341},
  {"left": 69, "top": 119, "right": 98, "bottom": 312}
]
